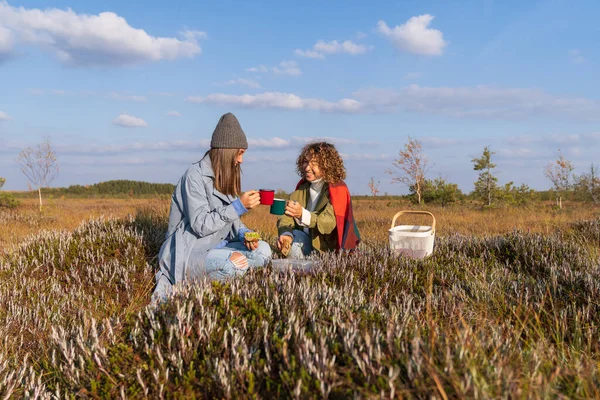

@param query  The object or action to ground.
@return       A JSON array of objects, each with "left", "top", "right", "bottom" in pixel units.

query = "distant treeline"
[{"left": 12, "top": 180, "right": 175, "bottom": 199}]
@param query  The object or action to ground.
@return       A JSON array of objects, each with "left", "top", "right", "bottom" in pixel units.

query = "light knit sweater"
[{"left": 297, "top": 178, "right": 324, "bottom": 233}]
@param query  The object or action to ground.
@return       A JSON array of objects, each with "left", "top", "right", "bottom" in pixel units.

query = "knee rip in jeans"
[{"left": 229, "top": 252, "right": 248, "bottom": 270}]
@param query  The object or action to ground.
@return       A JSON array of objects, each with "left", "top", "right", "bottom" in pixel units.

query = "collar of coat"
[{"left": 296, "top": 180, "right": 330, "bottom": 212}]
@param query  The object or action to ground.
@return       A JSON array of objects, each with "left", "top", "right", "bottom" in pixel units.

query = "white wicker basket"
[{"left": 389, "top": 211, "right": 436, "bottom": 259}]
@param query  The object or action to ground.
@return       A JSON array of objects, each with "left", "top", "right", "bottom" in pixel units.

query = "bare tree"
[
  {"left": 471, "top": 146, "right": 498, "bottom": 207},
  {"left": 368, "top": 177, "right": 380, "bottom": 197},
  {"left": 544, "top": 150, "right": 573, "bottom": 209},
  {"left": 386, "top": 137, "right": 429, "bottom": 204},
  {"left": 16, "top": 137, "right": 59, "bottom": 211},
  {"left": 575, "top": 164, "right": 600, "bottom": 204}
]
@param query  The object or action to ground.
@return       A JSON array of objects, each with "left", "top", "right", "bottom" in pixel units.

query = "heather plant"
[
  {"left": 572, "top": 218, "right": 600, "bottom": 246},
  {"left": 0, "top": 209, "right": 598, "bottom": 398}
]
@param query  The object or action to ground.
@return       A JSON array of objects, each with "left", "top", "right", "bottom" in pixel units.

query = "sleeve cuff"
[
  {"left": 295, "top": 207, "right": 311, "bottom": 227},
  {"left": 231, "top": 198, "right": 248, "bottom": 216}
]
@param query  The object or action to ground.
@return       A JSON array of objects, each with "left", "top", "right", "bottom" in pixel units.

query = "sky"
[{"left": 0, "top": 0, "right": 598, "bottom": 195}]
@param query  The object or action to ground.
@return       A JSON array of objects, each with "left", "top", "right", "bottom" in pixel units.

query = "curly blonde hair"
[{"left": 295, "top": 141, "right": 346, "bottom": 184}]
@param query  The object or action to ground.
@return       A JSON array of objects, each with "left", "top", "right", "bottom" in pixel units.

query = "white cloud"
[
  {"left": 314, "top": 40, "right": 369, "bottom": 55},
  {"left": 271, "top": 60, "right": 302, "bottom": 76},
  {"left": 496, "top": 147, "right": 537, "bottom": 159},
  {"left": 107, "top": 92, "right": 148, "bottom": 102},
  {"left": 185, "top": 85, "right": 600, "bottom": 120},
  {"left": 377, "top": 15, "right": 446, "bottom": 56},
  {"left": 246, "top": 61, "right": 301, "bottom": 76},
  {"left": 56, "top": 140, "right": 208, "bottom": 155},
  {"left": 0, "top": 111, "right": 10, "bottom": 121},
  {"left": 112, "top": 114, "right": 148, "bottom": 128},
  {"left": 186, "top": 92, "right": 361, "bottom": 113},
  {"left": 166, "top": 111, "right": 182, "bottom": 117},
  {"left": 26, "top": 88, "right": 149, "bottom": 101},
  {"left": 223, "top": 78, "right": 261, "bottom": 89},
  {"left": 353, "top": 85, "right": 600, "bottom": 120},
  {"left": 181, "top": 30, "right": 207, "bottom": 41},
  {"left": 504, "top": 132, "right": 600, "bottom": 158},
  {"left": 0, "top": 25, "right": 13, "bottom": 55},
  {"left": 0, "top": 2, "right": 205, "bottom": 66},
  {"left": 294, "top": 49, "right": 325, "bottom": 59},
  {"left": 246, "top": 65, "right": 268, "bottom": 73},
  {"left": 295, "top": 39, "right": 370, "bottom": 59},
  {"left": 52, "top": 137, "right": 303, "bottom": 156},
  {"left": 248, "top": 137, "right": 291, "bottom": 148}
]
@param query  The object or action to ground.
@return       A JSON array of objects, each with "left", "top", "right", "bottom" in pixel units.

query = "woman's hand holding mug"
[
  {"left": 284, "top": 200, "right": 303, "bottom": 218},
  {"left": 240, "top": 190, "right": 261, "bottom": 210}
]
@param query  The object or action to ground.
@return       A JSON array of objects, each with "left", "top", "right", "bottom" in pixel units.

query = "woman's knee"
[
  {"left": 252, "top": 240, "right": 272, "bottom": 263},
  {"left": 204, "top": 251, "right": 249, "bottom": 280},
  {"left": 228, "top": 251, "right": 249, "bottom": 270}
]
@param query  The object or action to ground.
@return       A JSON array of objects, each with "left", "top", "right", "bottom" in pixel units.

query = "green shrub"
[{"left": 0, "top": 192, "right": 20, "bottom": 208}]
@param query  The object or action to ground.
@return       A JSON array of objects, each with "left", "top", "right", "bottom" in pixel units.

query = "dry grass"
[
  {"left": 3, "top": 197, "right": 598, "bottom": 251},
  {"left": 0, "top": 197, "right": 169, "bottom": 251}
]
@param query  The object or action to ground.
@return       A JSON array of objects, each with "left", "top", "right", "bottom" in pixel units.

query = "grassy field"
[
  {"left": 2, "top": 197, "right": 599, "bottom": 250},
  {"left": 0, "top": 197, "right": 599, "bottom": 397}
]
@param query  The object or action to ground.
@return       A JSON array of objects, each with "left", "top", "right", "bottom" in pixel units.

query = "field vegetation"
[{"left": 0, "top": 194, "right": 598, "bottom": 397}]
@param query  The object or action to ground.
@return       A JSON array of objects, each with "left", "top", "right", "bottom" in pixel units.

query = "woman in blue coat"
[{"left": 153, "top": 113, "right": 272, "bottom": 302}]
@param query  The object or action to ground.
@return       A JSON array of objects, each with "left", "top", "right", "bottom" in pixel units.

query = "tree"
[
  {"left": 0, "top": 177, "right": 20, "bottom": 209},
  {"left": 544, "top": 150, "right": 573, "bottom": 209},
  {"left": 386, "top": 137, "right": 429, "bottom": 204},
  {"left": 421, "top": 176, "right": 463, "bottom": 207},
  {"left": 367, "top": 177, "right": 380, "bottom": 197},
  {"left": 471, "top": 146, "right": 498, "bottom": 207},
  {"left": 16, "top": 137, "right": 59, "bottom": 211},
  {"left": 274, "top": 188, "right": 289, "bottom": 200},
  {"left": 500, "top": 182, "right": 535, "bottom": 206},
  {"left": 574, "top": 164, "right": 600, "bottom": 204}
]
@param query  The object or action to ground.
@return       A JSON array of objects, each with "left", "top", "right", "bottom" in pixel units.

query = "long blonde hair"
[{"left": 206, "top": 148, "right": 241, "bottom": 196}]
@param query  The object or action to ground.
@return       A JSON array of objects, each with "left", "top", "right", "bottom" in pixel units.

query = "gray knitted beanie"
[{"left": 210, "top": 112, "right": 248, "bottom": 149}]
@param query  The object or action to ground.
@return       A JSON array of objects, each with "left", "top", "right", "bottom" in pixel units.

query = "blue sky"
[{"left": 0, "top": 0, "right": 598, "bottom": 194}]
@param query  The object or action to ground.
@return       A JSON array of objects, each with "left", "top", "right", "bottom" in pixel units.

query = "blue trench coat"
[{"left": 154, "top": 155, "right": 250, "bottom": 298}]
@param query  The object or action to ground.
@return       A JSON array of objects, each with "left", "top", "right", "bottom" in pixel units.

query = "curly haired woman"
[{"left": 277, "top": 141, "right": 361, "bottom": 258}]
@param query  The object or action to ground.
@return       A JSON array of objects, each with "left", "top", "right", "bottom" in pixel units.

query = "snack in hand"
[
  {"left": 280, "top": 239, "right": 291, "bottom": 257},
  {"left": 244, "top": 231, "right": 262, "bottom": 243}
]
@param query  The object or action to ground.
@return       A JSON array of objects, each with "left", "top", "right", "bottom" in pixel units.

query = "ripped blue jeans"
[{"left": 188, "top": 240, "right": 272, "bottom": 281}]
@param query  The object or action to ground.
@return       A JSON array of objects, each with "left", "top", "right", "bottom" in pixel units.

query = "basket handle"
[{"left": 391, "top": 211, "right": 436, "bottom": 234}]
